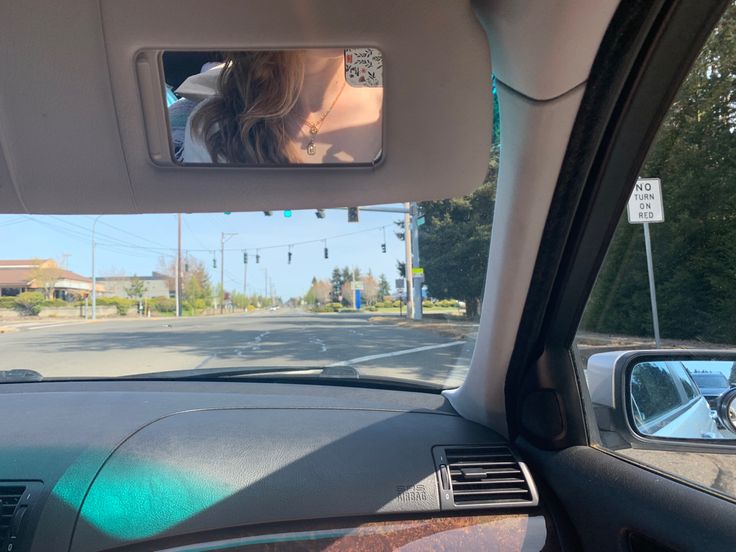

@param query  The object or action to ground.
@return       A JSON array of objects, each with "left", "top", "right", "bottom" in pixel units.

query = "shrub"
[
  {"left": 94, "top": 296, "right": 135, "bottom": 315},
  {"left": 0, "top": 296, "right": 16, "bottom": 309},
  {"left": 149, "top": 296, "right": 176, "bottom": 313},
  {"left": 392, "top": 300, "right": 401, "bottom": 308},
  {"left": 42, "top": 299, "right": 71, "bottom": 308},
  {"left": 14, "top": 292, "right": 45, "bottom": 315},
  {"left": 422, "top": 300, "right": 434, "bottom": 308}
]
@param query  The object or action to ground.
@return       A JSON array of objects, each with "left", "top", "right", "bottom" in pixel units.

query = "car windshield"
[
  {"left": 0, "top": 201, "right": 495, "bottom": 387},
  {"left": 691, "top": 373, "right": 729, "bottom": 388}
]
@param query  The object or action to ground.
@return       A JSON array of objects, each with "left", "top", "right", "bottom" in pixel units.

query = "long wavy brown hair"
[{"left": 190, "top": 51, "right": 305, "bottom": 164}]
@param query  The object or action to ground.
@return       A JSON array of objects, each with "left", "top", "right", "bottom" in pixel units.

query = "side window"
[
  {"left": 668, "top": 362, "right": 697, "bottom": 402},
  {"left": 630, "top": 362, "right": 682, "bottom": 421},
  {"left": 575, "top": 2, "right": 736, "bottom": 500}
]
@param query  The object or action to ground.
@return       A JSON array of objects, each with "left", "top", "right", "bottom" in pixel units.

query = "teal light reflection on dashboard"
[{"left": 72, "top": 457, "right": 235, "bottom": 541}]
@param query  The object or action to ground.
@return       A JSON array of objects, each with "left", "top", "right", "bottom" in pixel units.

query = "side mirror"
[{"left": 585, "top": 350, "right": 736, "bottom": 447}]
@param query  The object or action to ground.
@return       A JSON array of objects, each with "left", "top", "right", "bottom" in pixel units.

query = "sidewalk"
[
  {"left": 368, "top": 314, "right": 478, "bottom": 340},
  {"left": 0, "top": 319, "right": 95, "bottom": 333}
]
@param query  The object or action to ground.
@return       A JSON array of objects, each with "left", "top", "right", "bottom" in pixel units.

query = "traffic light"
[
  {"left": 288, "top": 251, "right": 292, "bottom": 264},
  {"left": 315, "top": 209, "right": 326, "bottom": 219},
  {"left": 263, "top": 211, "right": 273, "bottom": 216},
  {"left": 243, "top": 252, "right": 248, "bottom": 264},
  {"left": 324, "top": 247, "right": 329, "bottom": 259},
  {"left": 212, "top": 258, "right": 217, "bottom": 269},
  {"left": 347, "top": 207, "right": 359, "bottom": 223},
  {"left": 184, "top": 261, "right": 189, "bottom": 272},
  {"left": 284, "top": 210, "right": 292, "bottom": 218},
  {"left": 381, "top": 243, "right": 387, "bottom": 253},
  {"left": 256, "top": 253, "right": 260, "bottom": 264}
]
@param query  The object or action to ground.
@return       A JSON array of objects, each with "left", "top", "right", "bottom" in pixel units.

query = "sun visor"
[{"left": 0, "top": 0, "right": 491, "bottom": 214}]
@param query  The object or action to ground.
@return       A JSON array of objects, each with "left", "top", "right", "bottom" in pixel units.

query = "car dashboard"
[{"left": 1, "top": 381, "right": 556, "bottom": 551}]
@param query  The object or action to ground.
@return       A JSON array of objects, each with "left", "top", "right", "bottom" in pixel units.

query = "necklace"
[{"left": 296, "top": 80, "right": 347, "bottom": 156}]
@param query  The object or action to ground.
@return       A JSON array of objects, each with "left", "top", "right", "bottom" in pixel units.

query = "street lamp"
[{"left": 91, "top": 215, "right": 103, "bottom": 320}]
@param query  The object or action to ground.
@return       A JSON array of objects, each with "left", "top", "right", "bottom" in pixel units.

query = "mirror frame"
[
  {"left": 599, "top": 350, "right": 736, "bottom": 453},
  {"left": 716, "top": 387, "right": 736, "bottom": 435}
]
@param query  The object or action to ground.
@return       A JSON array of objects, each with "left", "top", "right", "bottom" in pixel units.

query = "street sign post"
[{"left": 627, "top": 178, "right": 664, "bottom": 347}]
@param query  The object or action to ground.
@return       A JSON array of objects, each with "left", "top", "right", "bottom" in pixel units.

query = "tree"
[
  {"left": 581, "top": 7, "right": 736, "bottom": 343},
  {"left": 305, "top": 277, "right": 331, "bottom": 306},
  {"left": 159, "top": 255, "right": 215, "bottom": 312},
  {"left": 124, "top": 275, "right": 147, "bottom": 300},
  {"left": 330, "top": 267, "right": 343, "bottom": 301},
  {"left": 341, "top": 280, "right": 355, "bottom": 307},
  {"left": 378, "top": 273, "right": 391, "bottom": 300},
  {"left": 341, "top": 266, "right": 353, "bottom": 286},
  {"left": 314, "top": 280, "right": 331, "bottom": 304},
  {"left": 304, "top": 277, "right": 318, "bottom": 305},
  {"left": 362, "top": 273, "right": 379, "bottom": 305},
  {"left": 28, "top": 259, "right": 63, "bottom": 300}
]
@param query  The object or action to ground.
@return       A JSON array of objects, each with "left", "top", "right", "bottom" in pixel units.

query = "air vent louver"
[
  {"left": 433, "top": 446, "right": 538, "bottom": 510},
  {"left": 0, "top": 485, "right": 26, "bottom": 542}
]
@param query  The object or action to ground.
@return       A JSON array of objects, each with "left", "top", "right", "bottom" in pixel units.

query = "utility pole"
[
  {"left": 243, "top": 251, "right": 247, "bottom": 297},
  {"left": 410, "top": 202, "right": 422, "bottom": 321},
  {"left": 220, "top": 232, "right": 237, "bottom": 314},
  {"left": 91, "top": 215, "right": 103, "bottom": 320},
  {"left": 262, "top": 268, "right": 268, "bottom": 305},
  {"left": 176, "top": 214, "right": 182, "bottom": 317},
  {"left": 403, "top": 202, "right": 413, "bottom": 319}
]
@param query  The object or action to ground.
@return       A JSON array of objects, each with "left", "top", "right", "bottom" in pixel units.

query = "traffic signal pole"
[
  {"left": 220, "top": 232, "right": 237, "bottom": 314},
  {"left": 410, "top": 202, "right": 422, "bottom": 321},
  {"left": 403, "top": 203, "right": 414, "bottom": 319},
  {"left": 176, "top": 213, "right": 181, "bottom": 317}
]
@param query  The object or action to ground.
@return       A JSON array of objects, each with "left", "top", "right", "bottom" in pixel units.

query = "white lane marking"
[
  {"left": 328, "top": 341, "right": 465, "bottom": 367},
  {"left": 309, "top": 336, "right": 328, "bottom": 353},
  {"left": 235, "top": 331, "right": 270, "bottom": 355}
]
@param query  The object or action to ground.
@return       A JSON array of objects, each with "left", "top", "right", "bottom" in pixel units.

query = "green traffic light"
[{"left": 284, "top": 210, "right": 292, "bottom": 218}]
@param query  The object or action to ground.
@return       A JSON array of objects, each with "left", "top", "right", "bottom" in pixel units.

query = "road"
[{"left": 0, "top": 310, "right": 475, "bottom": 387}]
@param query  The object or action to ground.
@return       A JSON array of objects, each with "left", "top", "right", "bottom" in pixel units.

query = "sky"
[{"left": 0, "top": 206, "right": 407, "bottom": 299}]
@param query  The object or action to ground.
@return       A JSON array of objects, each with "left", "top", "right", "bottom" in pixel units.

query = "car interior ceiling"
[{"left": 1, "top": 1, "right": 736, "bottom": 552}]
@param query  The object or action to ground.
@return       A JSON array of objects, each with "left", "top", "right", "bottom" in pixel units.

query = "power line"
[{"left": 89, "top": 216, "right": 171, "bottom": 249}]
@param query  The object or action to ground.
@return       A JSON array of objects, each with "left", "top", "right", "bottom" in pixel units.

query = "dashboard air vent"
[
  {"left": 0, "top": 481, "right": 42, "bottom": 550},
  {"left": 0, "top": 485, "right": 26, "bottom": 542},
  {"left": 433, "top": 446, "right": 538, "bottom": 510}
]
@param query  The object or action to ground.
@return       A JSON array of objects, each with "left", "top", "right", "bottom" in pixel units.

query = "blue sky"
[{"left": 0, "top": 207, "right": 406, "bottom": 299}]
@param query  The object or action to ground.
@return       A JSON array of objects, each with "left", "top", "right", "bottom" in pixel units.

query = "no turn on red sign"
[{"left": 627, "top": 178, "right": 664, "bottom": 224}]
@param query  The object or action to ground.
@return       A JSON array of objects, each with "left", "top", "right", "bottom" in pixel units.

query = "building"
[
  {"left": 0, "top": 259, "right": 100, "bottom": 299},
  {"left": 97, "top": 272, "right": 172, "bottom": 299}
]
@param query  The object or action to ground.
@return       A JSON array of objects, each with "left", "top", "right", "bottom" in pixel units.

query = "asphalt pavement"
[{"left": 0, "top": 310, "right": 475, "bottom": 387}]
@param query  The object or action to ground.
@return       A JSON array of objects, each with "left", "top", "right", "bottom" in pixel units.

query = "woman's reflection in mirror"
[{"left": 180, "top": 50, "right": 382, "bottom": 164}]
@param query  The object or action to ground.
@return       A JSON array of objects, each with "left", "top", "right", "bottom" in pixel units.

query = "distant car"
[{"left": 690, "top": 372, "right": 732, "bottom": 409}]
